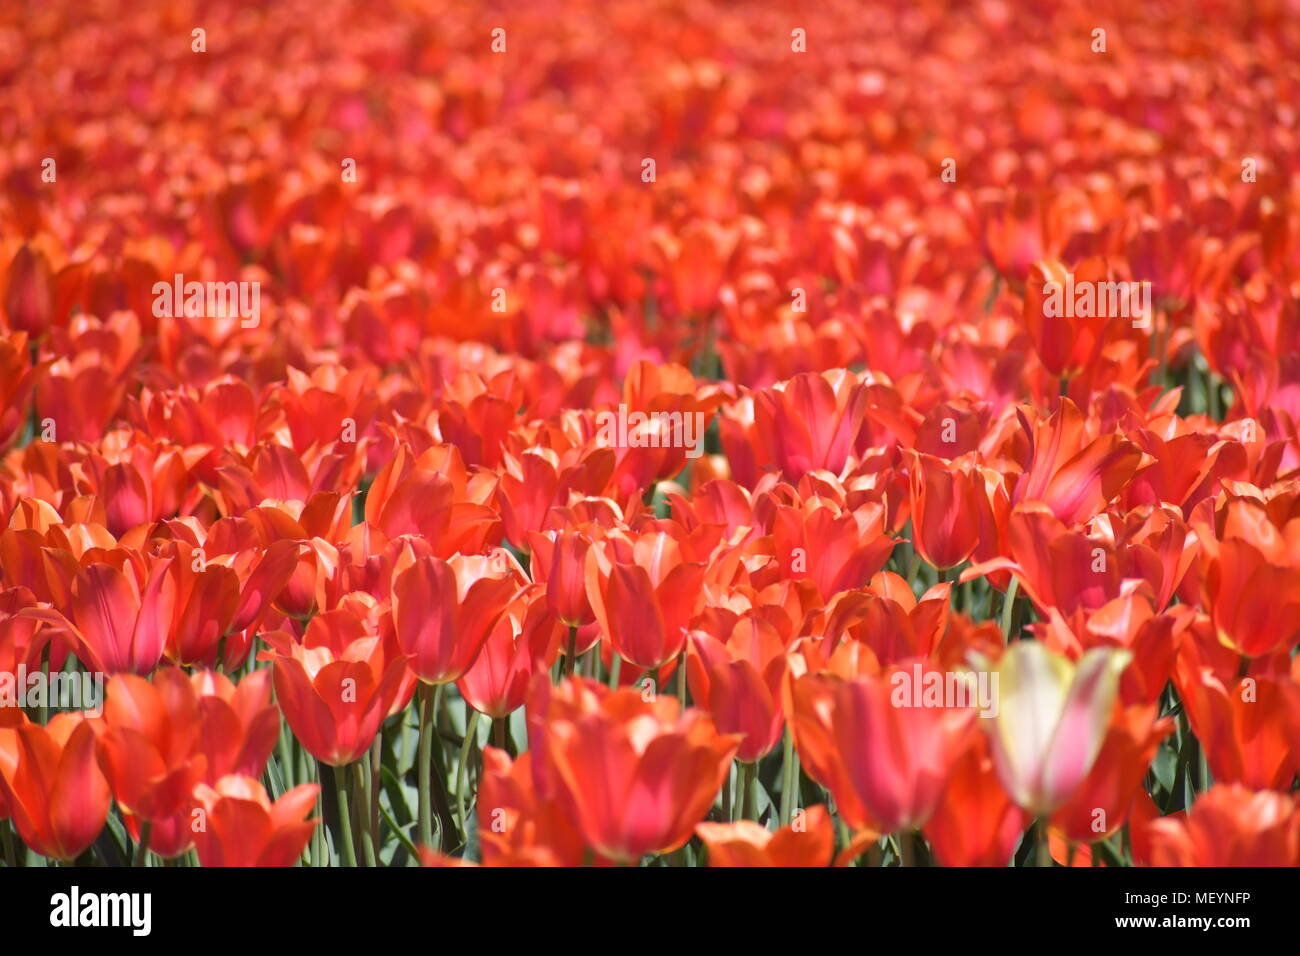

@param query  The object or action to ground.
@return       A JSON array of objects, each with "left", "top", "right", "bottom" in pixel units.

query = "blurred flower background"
[{"left": 0, "top": 0, "right": 1298, "bottom": 867}]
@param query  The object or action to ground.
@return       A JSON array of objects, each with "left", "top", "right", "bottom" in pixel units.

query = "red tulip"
[
  {"left": 0, "top": 332, "right": 38, "bottom": 451},
  {"left": 528, "top": 528, "right": 596, "bottom": 628},
  {"left": 529, "top": 676, "right": 739, "bottom": 863},
  {"left": 475, "top": 747, "right": 586, "bottom": 867},
  {"left": 696, "top": 805, "right": 835, "bottom": 867},
  {"left": 1194, "top": 496, "right": 1300, "bottom": 657},
  {"left": 923, "top": 733, "right": 1028, "bottom": 867},
  {"left": 585, "top": 531, "right": 706, "bottom": 670},
  {"left": 748, "top": 370, "right": 870, "bottom": 479},
  {"left": 685, "top": 628, "right": 785, "bottom": 762},
  {"left": 1012, "top": 399, "right": 1142, "bottom": 527},
  {"left": 1049, "top": 704, "right": 1174, "bottom": 843},
  {"left": 1148, "top": 785, "right": 1300, "bottom": 867},
  {"left": 267, "top": 612, "right": 408, "bottom": 766},
  {"left": 457, "top": 584, "right": 562, "bottom": 719},
  {"left": 191, "top": 775, "right": 319, "bottom": 867},
  {"left": 100, "top": 670, "right": 208, "bottom": 852},
  {"left": 391, "top": 550, "right": 519, "bottom": 685},
  {"left": 907, "top": 452, "right": 986, "bottom": 571},
  {"left": 0, "top": 713, "right": 110, "bottom": 860},
  {"left": 97, "top": 667, "right": 280, "bottom": 858},
  {"left": 769, "top": 499, "right": 895, "bottom": 601},
  {"left": 25, "top": 558, "right": 177, "bottom": 676},
  {"left": 791, "top": 660, "right": 976, "bottom": 834},
  {"left": 1175, "top": 638, "right": 1300, "bottom": 790}
]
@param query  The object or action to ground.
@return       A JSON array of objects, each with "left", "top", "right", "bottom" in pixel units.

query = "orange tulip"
[
  {"left": 791, "top": 660, "right": 976, "bottom": 834},
  {"left": 1174, "top": 639, "right": 1300, "bottom": 790},
  {"left": 923, "top": 734, "right": 1028, "bottom": 867},
  {"left": 391, "top": 550, "right": 519, "bottom": 685},
  {"left": 696, "top": 805, "right": 834, "bottom": 867},
  {"left": 190, "top": 775, "right": 319, "bottom": 867},
  {"left": 475, "top": 747, "right": 586, "bottom": 867},
  {"left": 528, "top": 528, "right": 596, "bottom": 628},
  {"left": 1012, "top": 399, "right": 1142, "bottom": 527},
  {"left": 1194, "top": 496, "right": 1300, "bottom": 657},
  {"left": 27, "top": 558, "right": 177, "bottom": 675},
  {"left": 267, "top": 611, "right": 409, "bottom": 766},
  {"left": 685, "top": 629, "right": 785, "bottom": 762},
  {"left": 584, "top": 531, "right": 706, "bottom": 670},
  {"left": 0, "top": 713, "right": 110, "bottom": 860},
  {"left": 907, "top": 452, "right": 986, "bottom": 571},
  {"left": 457, "top": 584, "right": 562, "bottom": 719},
  {"left": 529, "top": 676, "right": 739, "bottom": 863},
  {"left": 1049, "top": 704, "right": 1174, "bottom": 843},
  {"left": 1148, "top": 785, "right": 1300, "bottom": 866}
]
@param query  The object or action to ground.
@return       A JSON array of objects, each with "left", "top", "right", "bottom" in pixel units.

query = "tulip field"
[{"left": 1, "top": 0, "right": 1299, "bottom": 880}]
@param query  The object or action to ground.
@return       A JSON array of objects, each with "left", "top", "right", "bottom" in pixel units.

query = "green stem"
[
  {"left": 675, "top": 652, "right": 687, "bottom": 710},
  {"left": 311, "top": 762, "right": 325, "bottom": 867},
  {"left": 899, "top": 831, "right": 915, "bottom": 867},
  {"left": 739, "top": 761, "right": 756, "bottom": 821},
  {"left": 369, "top": 735, "right": 382, "bottom": 845},
  {"left": 2, "top": 821, "right": 17, "bottom": 868},
  {"left": 456, "top": 710, "right": 481, "bottom": 837},
  {"left": 400, "top": 709, "right": 413, "bottom": 769},
  {"left": 779, "top": 728, "right": 796, "bottom": 826},
  {"left": 417, "top": 683, "right": 438, "bottom": 851},
  {"left": 999, "top": 576, "right": 1020, "bottom": 639},
  {"left": 333, "top": 763, "right": 358, "bottom": 867},
  {"left": 565, "top": 625, "right": 578, "bottom": 677},
  {"left": 1035, "top": 817, "right": 1052, "bottom": 868},
  {"left": 276, "top": 723, "right": 294, "bottom": 792},
  {"left": 295, "top": 738, "right": 309, "bottom": 796},
  {"left": 354, "top": 759, "right": 377, "bottom": 866},
  {"left": 134, "top": 821, "right": 152, "bottom": 868}
]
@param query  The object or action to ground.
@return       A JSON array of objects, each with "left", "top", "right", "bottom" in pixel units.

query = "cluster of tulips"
[{"left": 1, "top": 0, "right": 1298, "bottom": 868}]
